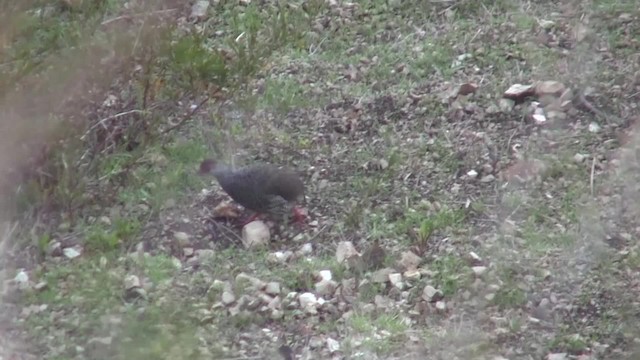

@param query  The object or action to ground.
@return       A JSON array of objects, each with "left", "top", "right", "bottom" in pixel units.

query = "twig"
[
  {"left": 590, "top": 155, "right": 596, "bottom": 196},
  {"left": 162, "top": 97, "right": 210, "bottom": 135},
  {"left": 80, "top": 109, "right": 148, "bottom": 140},
  {"left": 101, "top": 8, "right": 179, "bottom": 26},
  {"left": 132, "top": 17, "right": 146, "bottom": 56}
]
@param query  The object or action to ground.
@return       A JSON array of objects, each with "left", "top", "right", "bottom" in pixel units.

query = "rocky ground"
[{"left": 1, "top": 0, "right": 640, "bottom": 359}]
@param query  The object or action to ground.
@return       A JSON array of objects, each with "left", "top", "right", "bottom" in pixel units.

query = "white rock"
[
  {"left": 183, "top": 247, "right": 194, "bottom": 257},
  {"left": 467, "top": 169, "right": 478, "bottom": 178},
  {"left": 472, "top": 266, "right": 487, "bottom": 276},
  {"left": 371, "top": 268, "right": 395, "bottom": 283},
  {"left": 190, "top": 0, "right": 210, "bottom": 19},
  {"left": 265, "top": 282, "right": 281, "bottom": 295},
  {"left": 397, "top": 251, "right": 422, "bottom": 271},
  {"left": 124, "top": 275, "right": 141, "bottom": 290},
  {"left": 422, "top": 285, "right": 443, "bottom": 302},
  {"left": 241, "top": 221, "right": 270, "bottom": 248},
  {"left": 267, "top": 251, "right": 292, "bottom": 263},
  {"left": 388, "top": 273, "right": 403, "bottom": 290},
  {"left": 14, "top": 270, "right": 29, "bottom": 284},
  {"left": 221, "top": 291, "right": 236, "bottom": 305},
  {"left": 588, "top": 122, "right": 600, "bottom": 133},
  {"left": 336, "top": 241, "right": 359, "bottom": 263},
  {"left": 315, "top": 280, "right": 337, "bottom": 296},
  {"left": 298, "top": 243, "right": 314, "bottom": 255},
  {"left": 326, "top": 337, "right": 340, "bottom": 353},
  {"left": 195, "top": 249, "right": 215, "bottom": 260},
  {"left": 547, "top": 353, "right": 568, "bottom": 360},
  {"left": 235, "top": 273, "right": 265, "bottom": 290},
  {"left": 299, "top": 292, "right": 318, "bottom": 312},
  {"left": 318, "top": 270, "right": 332, "bottom": 281},
  {"left": 63, "top": 247, "right": 81, "bottom": 259},
  {"left": 173, "top": 231, "right": 190, "bottom": 246},
  {"left": 403, "top": 269, "right": 421, "bottom": 280},
  {"left": 435, "top": 301, "right": 446, "bottom": 311},
  {"left": 267, "top": 296, "right": 282, "bottom": 310}
]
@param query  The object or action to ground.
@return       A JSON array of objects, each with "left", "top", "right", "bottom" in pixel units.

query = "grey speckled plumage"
[{"left": 199, "top": 159, "right": 306, "bottom": 221}]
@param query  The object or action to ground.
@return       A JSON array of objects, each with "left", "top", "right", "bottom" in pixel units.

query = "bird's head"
[{"left": 198, "top": 159, "right": 217, "bottom": 175}]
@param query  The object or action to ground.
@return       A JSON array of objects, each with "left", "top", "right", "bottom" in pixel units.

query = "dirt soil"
[{"left": 2, "top": 1, "right": 640, "bottom": 360}]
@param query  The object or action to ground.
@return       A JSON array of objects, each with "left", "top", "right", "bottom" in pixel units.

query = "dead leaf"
[{"left": 457, "top": 83, "right": 479, "bottom": 96}]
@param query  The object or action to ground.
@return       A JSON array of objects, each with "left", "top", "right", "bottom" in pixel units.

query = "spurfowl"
[{"left": 198, "top": 159, "right": 307, "bottom": 225}]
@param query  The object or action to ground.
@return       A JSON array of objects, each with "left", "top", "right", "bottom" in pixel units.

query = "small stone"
[
  {"left": 267, "top": 251, "right": 292, "bottom": 263},
  {"left": 588, "top": 122, "right": 600, "bottom": 133},
  {"left": 336, "top": 241, "right": 359, "bottom": 263},
  {"left": 87, "top": 336, "right": 113, "bottom": 346},
  {"left": 318, "top": 179, "right": 329, "bottom": 190},
  {"left": 374, "top": 295, "right": 393, "bottom": 309},
  {"left": 480, "top": 174, "right": 495, "bottom": 183},
  {"left": 270, "top": 309, "right": 283, "bottom": 320},
  {"left": 267, "top": 296, "right": 282, "bottom": 310},
  {"left": 388, "top": 273, "right": 403, "bottom": 290},
  {"left": 34, "top": 281, "right": 48, "bottom": 291},
  {"left": 298, "top": 243, "right": 313, "bottom": 255},
  {"left": 472, "top": 266, "right": 487, "bottom": 276},
  {"left": 173, "top": 231, "right": 190, "bottom": 247},
  {"left": 299, "top": 292, "right": 318, "bottom": 312},
  {"left": 619, "top": 13, "right": 632, "bottom": 22},
  {"left": 547, "top": 353, "right": 567, "bottom": 360},
  {"left": 265, "top": 282, "right": 281, "bottom": 296},
  {"left": 124, "top": 275, "right": 141, "bottom": 290},
  {"left": 371, "top": 268, "right": 395, "bottom": 283},
  {"left": 195, "top": 249, "right": 215, "bottom": 260},
  {"left": 99, "top": 216, "right": 111, "bottom": 226},
  {"left": 573, "top": 153, "right": 586, "bottom": 163},
  {"left": 498, "top": 98, "right": 515, "bottom": 112},
  {"left": 221, "top": 291, "right": 236, "bottom": 305},
  {"left": 318, "top": 270, "right": 332, "bottom": 282},
  {"left": 422, "top": 285, "right": 444, "bottom": 302},
  {"left": 241, "top": 221, "right": 270, "bottom": 249},
  {"left": 435, "top": 301, "right": 446, "bottom": 311},
  {"left": 535, "top": 81, "right": 566, "bottom": 96},
  {"left": 47, "top": 241, "right": 63, "bottom": 257},
  {"left": 63, "top": 247, "right": 81, "bottom": 259},
  {"left": 326, "top": 337, "right": 340, "bottom": 353},
  {"left": 235, "top": 273, "right": 265, "bottom": 291},
  {"left": 315, "top": 280, "right": 337, "bottom": 296},
  {"left": 183, "top": 247, "right": 194, "bottom": 257},
  {"left": 171, "top": 257, "right": 182, "bottom": 270},
  {"left": 190, "top": 0, "right": 210, "bottom": 19},
  {"left": 14, "top": 270, "right": 29, "bottom": 284},
  {"left": 504, "top": 84, "right": 535, "bottom": 100},
  {"left": 309, "top": 336, "right": 323, "bottom": 349},
  {"left": 403, "top": 269, "right": 421, "bottom": 280},
  {"left": 469, "top": 251, "right": 482, "bottom": 261},
  {"left": 467, "top": 169, "right": 478, "bottom": 178},
  {"left": 397, "top": 251, "right": 422, "bottom": 271}
]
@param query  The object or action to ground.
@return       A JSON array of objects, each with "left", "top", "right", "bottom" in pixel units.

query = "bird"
[{"left": 198, "top": 158, "right": 307, "bottom": 225}]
